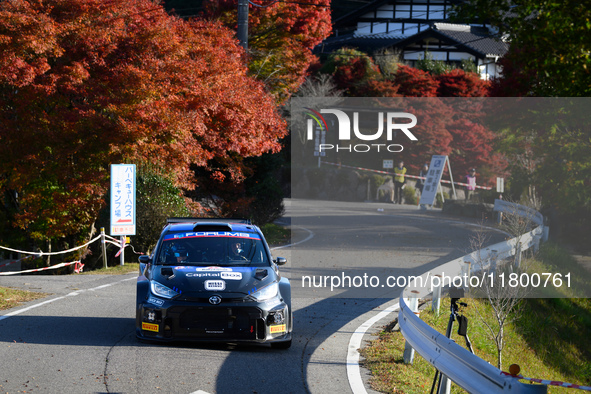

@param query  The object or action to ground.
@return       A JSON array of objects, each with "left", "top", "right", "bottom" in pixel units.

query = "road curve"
[{"left": 0, "top": 198, "right": 506, "bottom": 394}]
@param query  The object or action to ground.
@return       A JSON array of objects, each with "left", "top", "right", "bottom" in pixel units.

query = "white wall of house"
[{"left": 355, "top": 0, "right": 452, "bottom": 37}]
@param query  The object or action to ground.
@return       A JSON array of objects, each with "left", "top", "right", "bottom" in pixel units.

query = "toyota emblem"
[{"left": 209, "top": 295, "right": 222, "bottom": 305}]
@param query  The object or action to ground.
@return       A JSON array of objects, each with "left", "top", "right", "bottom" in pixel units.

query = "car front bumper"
[{"left": 136, "top": 297, "right": 291, "bottom": 344}]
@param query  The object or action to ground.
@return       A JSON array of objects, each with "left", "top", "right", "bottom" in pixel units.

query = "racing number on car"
[{"left": 204, "top": 280, "right": 226, "bottom": 291}]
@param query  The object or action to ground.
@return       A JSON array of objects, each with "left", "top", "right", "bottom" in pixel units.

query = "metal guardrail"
[
  {"left": 398, "top": 199, "right": 548, "bottom": 393},
  {"left": 399, "top": 296, "right": 547, "bottom": 393}
]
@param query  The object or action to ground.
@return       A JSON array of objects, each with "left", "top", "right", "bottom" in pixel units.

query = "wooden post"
[{"left": 101, "top": 228, "right": 108, "bottom": 269}]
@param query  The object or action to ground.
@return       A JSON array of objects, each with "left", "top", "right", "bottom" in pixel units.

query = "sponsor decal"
[
  {"left": 205, "top": 280, "right": 226, "bottom": 291},
  {"left": 196, "top": 267, "right": 233, "bottom": 272},
  {"left": 187, "top": 272, "right": 220, "bottom": 278},
  {"left": 221, "top": 272, "right": 242, "bottom": 280},
  {"left": 165, "top": 232, "right": 260, "bottom": 240},
  {"left": 142, "top": 322, "right": 159, "bottom": 332},
  {"left": 147, "top": 297, "right": 164, "bottom": 306},
  {"left": 270, "top": 324, "right": 287, "bottom": 334}
]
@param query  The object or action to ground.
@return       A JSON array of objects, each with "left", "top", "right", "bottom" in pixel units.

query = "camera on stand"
[{"left": 430, "top": 287, "right": 474, "bottom": 394}]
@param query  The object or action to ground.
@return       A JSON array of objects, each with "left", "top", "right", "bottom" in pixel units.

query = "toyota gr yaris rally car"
[{"left": 136, "top": 218, "right": 292, "bottom": 349}]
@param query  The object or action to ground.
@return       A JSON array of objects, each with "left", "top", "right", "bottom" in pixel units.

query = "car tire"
[{"left": 271, "top": 340, "right": 292, "bottom": 349}]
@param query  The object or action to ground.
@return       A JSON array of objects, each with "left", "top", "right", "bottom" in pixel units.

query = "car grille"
[{"left": 167, "top": 306, "right": 265, "bottom": 340}]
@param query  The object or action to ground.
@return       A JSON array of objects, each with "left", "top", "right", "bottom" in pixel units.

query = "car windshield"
[{"left": 156, "top": 232, "right": 270, "bottom": 266}]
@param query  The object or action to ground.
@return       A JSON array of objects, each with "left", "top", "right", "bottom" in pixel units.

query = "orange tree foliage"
[
  {"left": 435, "top": 69, "right": 490, "bottom": 97},
  {"left": 202, "top": 0, "right": 332, "bottom": 103},
  {"left": 316, "top": 52, "right": 501, "bottom": 184},
  {"left": 0, "top": 0, "right": 286, "bottom": 239}
]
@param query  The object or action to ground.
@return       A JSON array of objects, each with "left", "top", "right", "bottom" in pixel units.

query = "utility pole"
[{"left": 237, "top": 0, "right": 249, "bottom": 50}]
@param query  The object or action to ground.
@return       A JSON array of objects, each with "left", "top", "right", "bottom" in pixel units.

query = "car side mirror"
[
  {"left": 274, "top": 257, "right": 287, "bottom": 266},
  {"left": 138, "top": 255, "right": 151, "bottom": 275}
]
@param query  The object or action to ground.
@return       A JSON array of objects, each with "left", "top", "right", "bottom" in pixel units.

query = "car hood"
[{"left": 151, "top": 265, "right": 275, "bottom": 297}]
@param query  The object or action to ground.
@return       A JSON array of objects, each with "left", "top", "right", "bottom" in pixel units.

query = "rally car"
[{"left": 136, "top": 218, "right": 292, "bottom": 349}]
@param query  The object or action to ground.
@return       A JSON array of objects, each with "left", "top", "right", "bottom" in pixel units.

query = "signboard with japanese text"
[
  {"left": 110, "top": 164, "right": 136, "bottom": 236},
  {"left": 419, "top": 155, "right": 447, "bottom": 206},
  {"left": 312, "top": 124, "right": 326, "bottom": 157}
]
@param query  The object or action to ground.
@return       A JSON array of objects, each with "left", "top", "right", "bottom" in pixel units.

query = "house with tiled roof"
[{"left": 319, "top": 0, "right": 508, "bottom": 79}]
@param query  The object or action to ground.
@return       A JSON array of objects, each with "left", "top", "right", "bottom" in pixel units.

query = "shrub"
[
  {"left": 435, "top": 191, "right": 450, "bottom": 208},
  {"left": 403, "top": 185, "right": 418, "bottom": 205}
]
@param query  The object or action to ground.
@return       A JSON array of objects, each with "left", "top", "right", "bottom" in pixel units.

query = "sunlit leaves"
[
  {"left": 0, "top": 0, "right": 286, "bottom": 239},
  {"left": 203, "top": 0, "right": 332, "bottom": 103}
]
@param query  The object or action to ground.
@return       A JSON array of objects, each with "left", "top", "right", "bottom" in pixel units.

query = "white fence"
[{"left": 398, "top": 199, "right": 548, "bottom": 393}]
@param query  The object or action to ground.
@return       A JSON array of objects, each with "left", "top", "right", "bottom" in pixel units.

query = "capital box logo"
[{"left": 304, "top": 108, "right": 418, "bottom": 153}]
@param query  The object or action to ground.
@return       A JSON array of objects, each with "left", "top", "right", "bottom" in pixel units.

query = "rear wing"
[{"left": 166, "top": 217, "right": 252, "bottom": 225}]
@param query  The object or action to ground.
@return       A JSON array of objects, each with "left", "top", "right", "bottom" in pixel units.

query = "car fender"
[
  {"left": 136, "top": 276, "right": 150, "bottom": 306},
  {"left": 278, "top": 277, "right": 292, "bottom": 331}
]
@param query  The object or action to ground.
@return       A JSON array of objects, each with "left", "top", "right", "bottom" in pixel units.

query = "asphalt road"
[{"left": 0, "top": 199, "right": 505, "bottom": 394}]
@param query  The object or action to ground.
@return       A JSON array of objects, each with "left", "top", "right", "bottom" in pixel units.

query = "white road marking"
[
  {"left": 0, "top": 275, "right": 136, "bottom": 321},
  {"left": 347, "top": 302, "right": 400, "bottom": 394},
  {"left": 270, "top": 225, "right": 314, "bottom": 250}
]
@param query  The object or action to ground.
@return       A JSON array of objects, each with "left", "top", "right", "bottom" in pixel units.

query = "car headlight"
[
  {"left": 250, "top": 282, "right": 279, "bottom": 301},
  {"left": 150, "top": 281, "right": 180, "bottom": 299}
]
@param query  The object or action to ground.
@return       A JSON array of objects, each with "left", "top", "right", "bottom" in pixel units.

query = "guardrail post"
[
  {"left": 461, "top": 260, "right": 471, "bottom": 292},
  {"left": 432, "top": 275, "right": 442, "bottom": 315},
  {"left": 490, "top": 249, "right": 497, "bottom": 271},
  {"left": 514, "top": 242, "right": 522, "bottom": 268},
  {"left": 542, "top": 225, "right": 549, "bottom": 242},
  {"left": 403, "top": 291, "right": 420, "bottom": 364},
  {"left": 101, "top": 227, "right": 107, "bottom": 269},
  {"left": 533, "top": 234, "right": 540, "bottom": 253},
  {"left": 438, "top": 374, "right": 451, "bottom": 394}
]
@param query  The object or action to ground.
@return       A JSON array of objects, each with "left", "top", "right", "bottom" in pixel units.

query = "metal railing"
[{"left": 398, "top": 199, "right": 548, "bottom": 393}]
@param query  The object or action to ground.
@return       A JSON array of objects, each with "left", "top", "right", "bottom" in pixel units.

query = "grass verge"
[
  {"left": 80, "top": 262, "right": 140, "bottom": 275},
  {"left": 361, "top": 243, "right": 591, "bottom": 393},
  {"left": 0, "top": 286, "right": 46, "bottom": 311},
  {"left": 261, "top": 223, "right": 291, "bottom": 246}
]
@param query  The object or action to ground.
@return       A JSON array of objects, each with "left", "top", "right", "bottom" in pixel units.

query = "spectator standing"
[
  {"left": 465, "top": 168, "right": 477, "bottom": 200},
  {"left": 416, "top": 163, "right": 429, "bottom": 196},
  {"left": 393, "top": 160, "right": 407, "bottom": 204}
]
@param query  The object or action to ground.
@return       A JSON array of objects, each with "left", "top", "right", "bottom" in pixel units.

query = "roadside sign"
[
  {"left": 383, "top": 160, "right": 394, "bottom": 169},
  {"left": 419, "top": 155, "right": 456, "bottom": 206},
  {"left": 110, "top": 164, "right": 136, "bottom": 236},
  {"left": 312, "top": 122, "right": 326, "bottom": 158},
  {"left": 496, "top": 177, "right": 505, "bottom": 193}
]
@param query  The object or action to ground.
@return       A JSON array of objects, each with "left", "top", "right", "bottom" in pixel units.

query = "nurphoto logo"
[{"left": 305, "top": 108, "right": 418, "bottom": 153}]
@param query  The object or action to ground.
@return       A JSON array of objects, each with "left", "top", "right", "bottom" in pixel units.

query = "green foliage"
[
  {"left": 403, "top": 185, "right": 418, "bottom": 205},
  {"left": 454, "top": 0, "right": 591, "bottom": 97},
  {"left": 244, "top": 153, "right": 286, "bottom": 226},
  {"left": 435, "top": 191, "right": 450, "bottom": 208},
  {"left": 489, "top": 100, "right": 591, "bottom": 250},
  {"left": 135, "top": 169, "right": 192, "bottom": 254},
  {"left": 260, "top": 223, "right": 290, "bottom": 246},
  {"left": 461, "top": 58, "right": 478, "bottom": 74},
  {"left": 362, "top": 293, "right": 591, "bottom": 392},
  {"left": 416, "top": 51, "right": 453, "bottom": 75},
  {"left": 373, "top": 48, "right": 402, "bottom": 77},
  {"left": 370, "top": 175, "right": 389, "bottom": 202}
]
